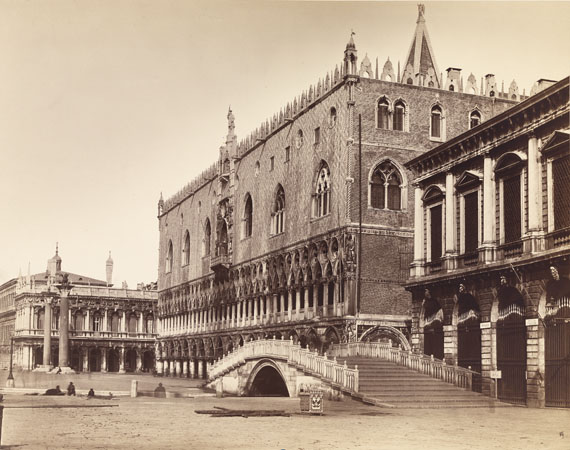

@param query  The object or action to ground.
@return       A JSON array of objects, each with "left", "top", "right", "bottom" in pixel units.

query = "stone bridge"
[{"left": 205, "top": 338, "right": 359, "bottom": 398}]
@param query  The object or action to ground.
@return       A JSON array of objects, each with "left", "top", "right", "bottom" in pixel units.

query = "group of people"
[{"left": 45, "top": 382, "right": 95, "bottom": 398}]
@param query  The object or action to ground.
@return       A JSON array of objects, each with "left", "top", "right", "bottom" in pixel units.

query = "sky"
[{"left": 1, "top": 0, "right": 569, "bottom": 287}]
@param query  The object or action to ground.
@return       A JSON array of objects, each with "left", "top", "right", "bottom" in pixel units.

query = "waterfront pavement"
[{"left": 0, "top": 371, "right": 568, "bottom": 450}]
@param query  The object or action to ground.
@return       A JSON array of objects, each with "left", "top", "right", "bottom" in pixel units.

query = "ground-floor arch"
[{"left": 246, "top": 360, "right": 290, "bottom": 397}]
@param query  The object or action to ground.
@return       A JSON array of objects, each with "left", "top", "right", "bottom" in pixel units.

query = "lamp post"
[{"left": 5, "top": 335, "right": 14, "bottom": 388}]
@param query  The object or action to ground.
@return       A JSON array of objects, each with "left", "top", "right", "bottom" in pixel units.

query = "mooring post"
[{"left": 0, "top": 404, "right": 4, "bottom": 445}]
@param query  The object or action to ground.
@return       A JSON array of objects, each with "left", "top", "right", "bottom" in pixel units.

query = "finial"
[
  {"left": 56, "top": 242, "right": 59, "bottom": 256},
  {"left": 418, "top": 3, "right": 425, "bottom": 20}
]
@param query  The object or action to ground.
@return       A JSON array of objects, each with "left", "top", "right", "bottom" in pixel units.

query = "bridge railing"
[
  {"left": 208, "top": 338, "right": 359, "bottom": 393},
  {"left": 328, "top": 342, "right": 475, "bottom": 390}
]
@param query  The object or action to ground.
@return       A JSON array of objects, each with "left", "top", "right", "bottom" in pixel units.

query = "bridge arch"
[
  {"left": 245, "top": 358, "right": 291, "bottom": 397},
  {"left": 359, "top": 325, "right": 411, "bottom": 351}
]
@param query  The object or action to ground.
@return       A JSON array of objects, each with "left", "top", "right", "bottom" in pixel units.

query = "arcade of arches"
[
  {"left": 408, "top": 261, "right": 570, "bottom": 408},
  {"left": 157, "top": 232, "right": 411, "bottom": 378}
]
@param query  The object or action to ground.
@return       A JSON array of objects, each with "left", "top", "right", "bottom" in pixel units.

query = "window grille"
[
  {"left": 553, "top": 155, "right": 570, "bottom": 230},
  {"left": 393, "top": 102, "right": 405, "bottom": 131},
  {"left": 430, "top": 204, "right": 443, "bottom": 260},
  {"left": 503, "top": 175, "right": 521, "bottom": 243},
  {"left": 464, "top": 191, "right": 478, "bottom": 253},
  {"left": 370, "top": 161, "right": 402, "bottom": 210}
]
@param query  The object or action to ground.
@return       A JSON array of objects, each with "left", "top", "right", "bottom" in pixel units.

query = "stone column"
[
  {"left": 136, "top": 349, "right": 142, "bottom": 372},
  {"left": 121, "top": 311, "right": 127, "bottom": 333},
  {"left": 85, "top": 309, "right": 91, "bottom": 332},
  {"left": 279, "top": 292, "right": 285, "bottom": 322},
  {"left": 443, "top": 324, "right": 457, "bottom": 365},
  {"left": 58, "top": 290, "right": 71, "bottom": 368},
  {"left": 182, "top": 360, "right": 188, "bottom": 377},
  {"left": 101, "top": 348, "right": 108, "bottom": 372},
  {"left": 175, "top": 360, "right": 182, "bottom": 377},
  {"left": 480, "top": 322, "right": 493, "bottom": 397},
  {"left": 43, "top": 299, "right": 52, "bottom": 368},
  {"left": 527, "top": 134, "right": 539, "bottom": 231},
  {"left": 138, "top": 314, "right": 143, "bottom": 334},
  {"left": 525, "top": 317, "right": 543, "bottom": 407},
  {"left": 197, "top": 360, "right": 204, "bottom": 379},
  {"left": 272, "top": 294, "right": 278, "bottom": 324},
  {"left": 253, "top": 297, "right": 258, "bottom": 325},
  {"left": 481, "top": 153, "right": 495, "bottom": 263},
  {"left": 156, "top": 359, "right": 163, "bottom": 376},
  {"left": 444, "top": 172, "right": 457, "bottom": 271},
  {"left": 295, "top": 289, "right": 301, "bottom": 320},
  {"left": 118, "top": 347, "right": 126, "bottom": 373},
  {"left": 103, "top": 309, "right": 108, "bottom": 332},
  {"left": 322, "top": 283, "right": 329, "bottom": 317},
  {"left": 288, "top": 289, "right": 293, "bottom": 321},
  {"left": 303, "top": 286, "right": 309, "bottom": 319},
  {"left": 189, "top": 359, "right": 196, "bottom": 378},
  {"left": 313, "top": 284, "right": 319, "bottom": 317},
  {"left": 411, "top": 185, "right": 425, "bottom": 277},
  {"left": 82, "top": 348, "right": 89, "bottom": 372}
]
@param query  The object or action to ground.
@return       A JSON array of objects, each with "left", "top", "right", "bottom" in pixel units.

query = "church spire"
[{"left": 401, "top": 4, "right": 441, "bottom": 88}]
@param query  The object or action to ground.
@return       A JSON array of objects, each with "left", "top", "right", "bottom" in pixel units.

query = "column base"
[
  {"left": 118, "top": 369, "right": 126, "bottom": 374},
  {"left": 33, "top": 365, "right": 53, "bottom": 372},
  {"left": 478, "top": 244, "right": 496, "bottom": 264}
]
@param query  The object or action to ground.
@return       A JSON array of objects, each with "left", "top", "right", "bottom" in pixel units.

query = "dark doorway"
[
  {"left": 249, "top": 366, "right": 289, "bottom": 397},
  {"left": 423, "top": 321, "right": 444, "bottom": 360},
  {"left": 458, "top": 317, "right": 482, "bottom": 392},
  {"left": 545, "top": 307, "right": 570, "bottom": 407},
  {"left": 35, "top": 346, "right": 43, "bottom": 366},
  {"left": 497, "top": 315, "right": 527, "bottom": 404},
  {"left": 125, "top": 349, "right": 137, "bottom": 372},
  {"left": 108, "top": 348, "right": 120, "bottom": 372},
  {"left": 143, "top": 350, "right": 154, "bottom": 372},
  {"left": 89, "top": 348, "right": 101, "bottom": 372},
  {"left": 71, "top": 348, "right": 82, "bottom": 372}
]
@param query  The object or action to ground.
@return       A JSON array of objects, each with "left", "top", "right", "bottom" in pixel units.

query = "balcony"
[
  {"left": 498, "top": 240, "right": 523, "bottom": 259},
  {"left": 14, "top": 328, "right": 157, "bottom": 340},
  {"left": 210, "top": 243, "right": 231, "bottom": 275},
  {"left": 547, "top": 226, "right": 570, "bottom": 249}
]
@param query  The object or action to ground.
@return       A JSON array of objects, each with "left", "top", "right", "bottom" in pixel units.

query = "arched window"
[
  {"left": 430, "top": 105, "right": 443, "bottom": 139},
  {"left": 469, "top": 110, "right": 481, "bottom": 129},
  {"left": 329, "top": 107, "right": 337, "bottom": 127},
  {"left": 272, "top": 185, "right": 285, "bottom": 235},
  {"left": 393, "top": 100, "right": 406, "bottom": 131},
  {"left": 203, "top": 219, "right": 211, "bottom": 256},
  {"left": 182, "top": 231, "right": 190, "bottom": 265},
  {"left": 313, "top": 163, "right": 331, "bottom": 218},
  {"left": 166, "top": 240, "right": 173, "bottom": 273},
  {"left": 243, "top": 194, "right": 253, "bottom": 238},
  {"left": 377, "top": 97, "right": 389, "bottom": 129},
  {"left": 370, "top": 161, "right": 402, "bottom": 210}
]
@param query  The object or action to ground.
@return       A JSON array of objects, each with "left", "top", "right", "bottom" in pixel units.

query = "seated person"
[
  {"left": 45, "top": 385, "right": 64, "bottom": 396},
  {"left": 154, "top": 383, "right": 166, "bottom": 398}
]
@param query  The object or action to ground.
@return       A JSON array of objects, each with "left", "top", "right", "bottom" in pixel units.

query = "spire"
[
  {"left": 106, "top": 251, "right": 113, "bottom": 287},
  {"left": 343, "top": 31, "right": 358, "bottom": 76},
  {"left": 401, "top": 4, "right": 441, "bottom": 87}
]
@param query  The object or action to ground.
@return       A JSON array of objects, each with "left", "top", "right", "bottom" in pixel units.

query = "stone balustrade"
[
  {"left": 328, "top": 341, "right": 476, "bottom": 390},
  {"left": 208, "top": 338, "right": 359, "bottom": 394}
]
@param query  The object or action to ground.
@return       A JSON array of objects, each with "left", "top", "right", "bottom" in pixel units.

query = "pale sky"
[{"left": 1, "top": 0, "right": 569, "bottom": 287}]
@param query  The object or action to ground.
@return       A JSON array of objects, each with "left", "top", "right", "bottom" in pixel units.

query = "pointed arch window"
[
  {"left": 203, "top": 219, "right": 211, "bottom": 256},
  {"left": 272, "top": 185, "right": 285, "bottom": 235},
  {"left": 377, "top": 97, "right": 389, "bottom": 129},
  {"left": 370, "top": 161, "right": 403, "bottom": 210},
  {"left": 314, "top": 163, "right": 331, "bottom": 218},
  {"left": 166, "top": 240, "right": 173, "bottom": 273},
  {"left": 393, "top": 100, "right": 406, "bottom": 131},
  {"left": 430, "top": 105, "right": 443, "bottom": 139},
  {"left": 182, "top": 231, "right": 190, "bottom": 266},
  {"left": 243, "top": 194, "right": 253, "bottom": 238},
  {"left": 470, "top": 110, "right": 481, "bottom": 129}
]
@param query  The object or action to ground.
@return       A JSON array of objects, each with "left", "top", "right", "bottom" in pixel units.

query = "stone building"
[
  {"left": 155, "top": 5, "right": 518, "bottom": 378},
  {"left": 12, "top": 247, "right": 158, "bottom": 372},
  {"left": 405, "top": 77, "right": 570, "bottom": 407},
  {"left": 0, "top": 279, "right": 17, "bottom": 369}
]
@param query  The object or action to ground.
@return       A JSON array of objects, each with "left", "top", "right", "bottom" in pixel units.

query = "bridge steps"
[{"left": 337, "top": 357, "right": 506, "bottom": 409}]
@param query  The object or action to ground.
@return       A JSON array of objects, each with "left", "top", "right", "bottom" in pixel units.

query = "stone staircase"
[{"left": 337, "top": 357, "right": 506, "bottom": 409}]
